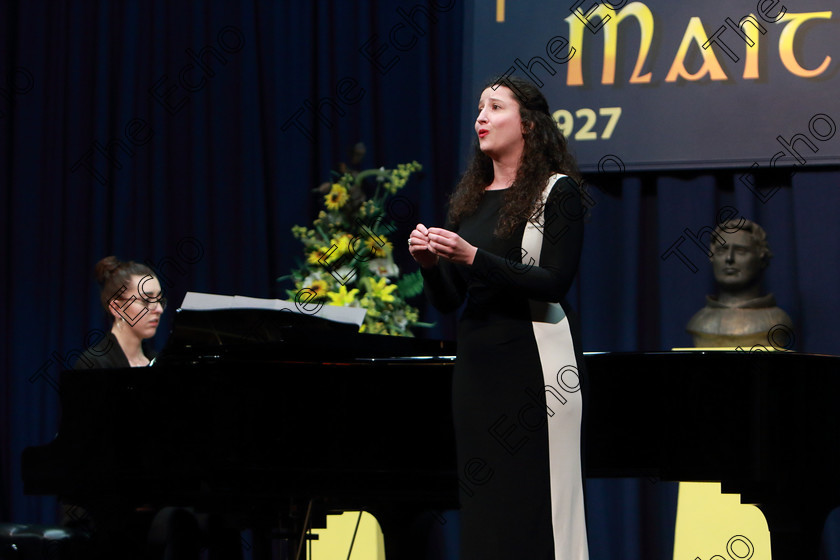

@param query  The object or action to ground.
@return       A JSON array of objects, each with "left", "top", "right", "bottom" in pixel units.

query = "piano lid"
[{"left": 155, "top": 308, "right": 456, "bottom": 366}]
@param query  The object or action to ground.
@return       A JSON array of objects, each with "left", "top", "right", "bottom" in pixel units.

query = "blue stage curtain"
[
  {"left": 2, "top": 2, "right": 839, "bottom": 559},
  {"left": 0, "top": 0, "right": 463, "bottom": 529}
]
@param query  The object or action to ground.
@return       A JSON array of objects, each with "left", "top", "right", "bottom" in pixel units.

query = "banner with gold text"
[{"left": 463, "top": 0, "right": 840, "bottom": 171}]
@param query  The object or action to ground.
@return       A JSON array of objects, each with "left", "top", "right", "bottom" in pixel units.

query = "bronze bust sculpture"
[{"left": 686, "top": 219, "right": 793, "bottom": 348}]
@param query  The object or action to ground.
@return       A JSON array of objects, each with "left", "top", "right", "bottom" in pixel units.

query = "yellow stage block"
[
  {"left": 308, "top": 511, "right": 386, "bottom": 560},
  {"left": 673, "top": 482, "right": 770, "bottom": 559}
]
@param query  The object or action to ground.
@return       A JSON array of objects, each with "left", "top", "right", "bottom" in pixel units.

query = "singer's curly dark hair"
[{"left": 448, "top": 75, "right": 582, "bottom": 238}]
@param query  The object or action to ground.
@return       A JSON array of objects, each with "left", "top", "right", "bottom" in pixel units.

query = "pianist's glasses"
[{"left": 114, "top": 295, "right": 168, "bottom": 310}]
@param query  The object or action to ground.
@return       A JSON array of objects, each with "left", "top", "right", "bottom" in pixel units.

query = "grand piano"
[{"left": 22, "top": 308, "right": 840, "bottom": 559}]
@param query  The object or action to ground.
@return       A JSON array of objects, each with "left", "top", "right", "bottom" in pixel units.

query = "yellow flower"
[
  {"left": 335, "top": 233, "right": 353, "bottom": 255},
  {"left": 360, "top": 296, "right": 380, "bottom": 317},
  {"left": 307, "top": 247, "right": 329, "bottom": 265},
  {"left": 327, "top": 284, "right": 359, "bottom": 306},
  {"left": 317, "top": 234, "right": 353, "bottom": 265},
  {"left": 363, "top": 321, "right": 387, "bottom": 334},
  {"left": 325, "top": 183, "right": 349, "bottom": 210},
  {"left": 384, "top": 161, "right": 422, "bottom": 194},
  {"left": 364, "top": 236, "right": 392, "bottom": 258},
  {"left": 365, "top": 277, "right": 397, "bottom": 303},
  {"left": 308, "top": 279, "right": 329, "bottom": 298}
]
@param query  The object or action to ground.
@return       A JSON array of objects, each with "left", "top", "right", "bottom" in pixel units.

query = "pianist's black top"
[{"left": 73, "top": 331, "right": 157, "bottom": 370}]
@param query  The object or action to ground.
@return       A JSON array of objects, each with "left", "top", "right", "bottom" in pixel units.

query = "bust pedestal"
[{"left": 686, "top": 293, "right": 793, "bottom": 348}]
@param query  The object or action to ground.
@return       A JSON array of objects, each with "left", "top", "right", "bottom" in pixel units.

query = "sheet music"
[{"left": 180, "top": 292, "right": 366, "bottom": 327}]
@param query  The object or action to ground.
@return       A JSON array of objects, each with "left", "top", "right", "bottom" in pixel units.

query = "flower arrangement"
[{"left": 279, "top": 160, "right": 431, "bottom": 336}]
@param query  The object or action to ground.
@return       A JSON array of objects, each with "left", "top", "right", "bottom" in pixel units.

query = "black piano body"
[
  {"left": 584, "top": 350, "right": 840, "bottom": 560},
  {"left": 23, "top": 309, "right": 459, "bottom": 558},
  {"left": 22, "top": 309, "right": 840, "bottom": 559}
]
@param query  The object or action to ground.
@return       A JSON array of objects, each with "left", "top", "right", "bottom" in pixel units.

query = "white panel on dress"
[{"left": 522, "top": 173, "right": 589, "bottom": 560}]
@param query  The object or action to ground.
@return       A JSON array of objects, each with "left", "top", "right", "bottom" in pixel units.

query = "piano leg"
[
  {"left": 375, "top": 509, "right": 445, "bottom": 560},
  {"left": 759, "top": 502, "right": 831, "bottom": 560},
  {"left": 249, "top": 526, "right": 300, "bottom": 560},
  {"left": 80, "top": 503, "right": 156, "bottom": 560},
  {"left": 146, "top": 507, "right": 201, "bottom": 560},
  {"left": 194, "top": 513, "right": 245, "bottom": 560}
]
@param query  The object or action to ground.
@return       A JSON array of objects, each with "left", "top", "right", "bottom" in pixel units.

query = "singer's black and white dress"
[{"left": 422, "top": 175, "right": 589, "bottom": 560}]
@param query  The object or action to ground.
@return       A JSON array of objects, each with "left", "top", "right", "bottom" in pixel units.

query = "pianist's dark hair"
[{"left": 95, "top": 256, "right": 157, "bottom": 323}]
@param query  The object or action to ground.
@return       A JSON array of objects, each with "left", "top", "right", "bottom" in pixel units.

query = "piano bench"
[{"left": 0, "top": 523, "right": 92, "bottom": 560}]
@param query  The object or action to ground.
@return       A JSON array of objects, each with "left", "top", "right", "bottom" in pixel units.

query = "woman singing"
[{"left": 409, "top": 76, "right": 589, "bottom": 559}]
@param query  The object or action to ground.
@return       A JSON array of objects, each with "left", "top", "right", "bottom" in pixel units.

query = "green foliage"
[
  {"left": 396, "top": 270, "right": 425, "bottom": 299},
  {"left": 279, "top": 161, "right": 428, "bottom": 337}
]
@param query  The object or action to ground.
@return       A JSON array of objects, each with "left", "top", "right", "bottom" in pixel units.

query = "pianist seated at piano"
[
  {"left": 65, "top": 257, "right": 238, "bottom": 558},
  {"left": 74, "top": 256, "right": 165, "bottom": 370},
  {"left": 64, "top": 257, "right": 162, "bottom": 535}
]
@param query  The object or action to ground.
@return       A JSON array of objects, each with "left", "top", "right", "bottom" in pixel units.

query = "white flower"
[
  {"left": 333, "top": 266, "right": 358, "bottom": 284},
  {"left": 369, "top": 257, "right": 400, "bottom": 277},
  {"left": 392, "top": 309, "right": 408, "bottom": 329},
  {"left": 303, "top": 271, "right": 329, "bottom": 286}
]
